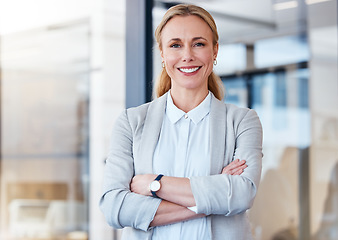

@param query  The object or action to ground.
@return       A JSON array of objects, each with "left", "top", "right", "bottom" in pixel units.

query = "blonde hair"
[{"left": 154, "top": 4, "right": 224, "bottom": 100}]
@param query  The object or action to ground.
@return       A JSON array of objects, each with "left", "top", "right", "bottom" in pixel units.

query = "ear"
[
  {"left": 160, "top": 50, "right": 164, "bottom": 62},
  {"left": 213, "top": 42, "right": 219, "bottom": 59}
]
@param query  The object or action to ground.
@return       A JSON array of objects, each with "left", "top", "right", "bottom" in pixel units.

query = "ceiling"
[{"left": 153, "top": 0, "right": 330, "bottom": 44}]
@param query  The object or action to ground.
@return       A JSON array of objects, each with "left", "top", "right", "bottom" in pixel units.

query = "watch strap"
[{"left": 151, "top": 174, "right": 164, "bottom": 198}]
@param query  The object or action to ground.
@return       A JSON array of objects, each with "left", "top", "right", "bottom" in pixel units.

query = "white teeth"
[{"left": 179, "top": 67, "right": 199, "bottom": 73}]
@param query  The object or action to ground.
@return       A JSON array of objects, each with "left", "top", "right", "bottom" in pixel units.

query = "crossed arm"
[
  {"left": 100, "top": 108, "right": 263, "bottom": 231},
  {"left": 130, "top": 159, "right": 247, "bottom": 227}
]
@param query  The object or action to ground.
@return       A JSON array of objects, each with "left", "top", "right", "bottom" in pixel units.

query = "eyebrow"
[
  {"left": 168, "top": 37, "right": 208, "bottom": 42},
  {"left": 192, "top": 37, "right": 208, "bottom": 41}
]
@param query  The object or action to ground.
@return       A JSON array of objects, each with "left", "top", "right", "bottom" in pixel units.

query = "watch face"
[{"left": 150, "top": 180, "right": 161, "bottom": 192}]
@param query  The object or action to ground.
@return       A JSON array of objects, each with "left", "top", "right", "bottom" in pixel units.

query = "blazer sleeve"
[
  {"left": 190, "top": 109, "right": 263, "bottom": 216},
  {"left": 99, "top": 110, "right": 162, "bottom": 231}
]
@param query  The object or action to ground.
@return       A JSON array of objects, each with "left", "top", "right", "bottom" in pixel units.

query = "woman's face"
[{"left": 160, "top": 15, "right": 218, "bottom": 94}]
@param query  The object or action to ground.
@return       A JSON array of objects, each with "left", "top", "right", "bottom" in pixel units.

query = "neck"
[{"left": 170, "top": 88, "right": 209, "bottom": 113}]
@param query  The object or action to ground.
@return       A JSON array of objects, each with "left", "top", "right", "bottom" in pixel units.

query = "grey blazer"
[{"left": 100, "top": 92, "right": 263, "bottom": 240}]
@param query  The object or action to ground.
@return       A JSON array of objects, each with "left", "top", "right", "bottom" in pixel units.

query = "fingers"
[
  {"left": 229, "top": 159, "right": 246, "bottom": 170},
  {"left": 222, "top": 159, "right": 244, "bottom": 173},
  {"left": 232, "top": 168, "right": 244, "bottom": 175},
  {"left": 222, "top": 159, "right": 247, "bottom": 175}
]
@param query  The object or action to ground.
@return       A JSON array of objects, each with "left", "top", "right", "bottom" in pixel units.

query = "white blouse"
[{"left": 152, "top": 91, "right": 212, "bottom": 240}]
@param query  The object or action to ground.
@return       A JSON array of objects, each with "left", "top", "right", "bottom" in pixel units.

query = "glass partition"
[
  {"left": 0, "top": 20, "right": 90, "bottom": 240},
  {"left": 223, "top": 65, "right": 310, "bottom": 240}
]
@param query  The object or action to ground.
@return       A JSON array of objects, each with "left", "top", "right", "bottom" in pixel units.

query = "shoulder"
[
  {"left": 225, "top": 104, "right": 262, "bottom": 135},
  {"left": 226, "top": 103, "right": 261, "bottom": 126},
  {"left": 225, "top": 103, "right": 253, "bottom": 119},
  {"left": 121, "top": 93, "right": 167, "bottom": 128},
  {"left": 211, "top": 95, "right": 260, "bottom": 125},
  {"left": 125, "top": 101, "right": 151, "bottom": 121},
  {"left": 211, "top": 94, "right": 254, "bottom": 118}
]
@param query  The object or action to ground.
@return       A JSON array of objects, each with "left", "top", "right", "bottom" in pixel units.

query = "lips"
[{"left": 178, "top": 66, "right": 201, "bottom": 73}]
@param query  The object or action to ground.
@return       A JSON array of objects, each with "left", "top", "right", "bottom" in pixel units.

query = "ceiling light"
[
  {"left": 273, "top": 1, "right": 298, "bottom": 11},
  {"left": 306, "top": 0, "right": 332, "bottom": 4}
]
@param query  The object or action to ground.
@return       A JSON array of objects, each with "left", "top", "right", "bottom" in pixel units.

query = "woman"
[{"left": 100, "top": 4, "right": 263, "bottom": 240}]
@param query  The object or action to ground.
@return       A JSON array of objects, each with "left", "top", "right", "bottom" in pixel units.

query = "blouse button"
[{"left": 184, "top": 114, "right": 188, "bottom": 119}]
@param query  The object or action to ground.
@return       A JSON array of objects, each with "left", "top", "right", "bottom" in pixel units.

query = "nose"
[{"left": 182, "top": 46, "right": 194, "bottom": 62}]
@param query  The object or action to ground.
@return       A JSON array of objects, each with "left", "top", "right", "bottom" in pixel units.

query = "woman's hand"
[
  {"left": 222, "top": 159, "right": 247, "bottom": 175},
  {"left": 131, "top": 159, "right": 247, "bottom": 196},
  {"left": 130, "top": 174, "right": 157, "bottom": 196},
  {"left": 132, "top": 175, "right": 195, "bottom": 207}
]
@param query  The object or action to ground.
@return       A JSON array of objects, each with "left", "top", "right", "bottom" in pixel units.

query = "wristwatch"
[{"left": 149, "top": 174, "right": 164, "bottom": 198}]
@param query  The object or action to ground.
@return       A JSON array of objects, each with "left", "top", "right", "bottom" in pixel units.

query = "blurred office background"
[{"left": 0, "top": 0, "right": 337, "bottom": 239}]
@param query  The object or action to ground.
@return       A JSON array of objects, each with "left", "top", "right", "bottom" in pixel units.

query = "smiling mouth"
[{"left": 178, "top": 67, "right": 201, "bottom": 73}]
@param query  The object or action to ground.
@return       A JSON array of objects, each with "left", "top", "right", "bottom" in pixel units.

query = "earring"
[
  {"left": 162, "top": 61, "right": 165, "bottom": 68},
  {"left": 213, "top": 59, "right": 217, "bottom": 66}
]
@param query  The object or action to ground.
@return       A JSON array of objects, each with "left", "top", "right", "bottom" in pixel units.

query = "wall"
[
  {"left": 89, "top": 0, "right": 126, "bottom": 239},
  {"left": 0, "top": 0, "right": 127, "bottom": 239},
  {"left": 307, "top": 0, "right": 338, "bottom": 238}
]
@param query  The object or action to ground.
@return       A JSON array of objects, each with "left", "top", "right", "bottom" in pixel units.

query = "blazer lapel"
[
  {"left": 209, "top": 95, "right": 227, "bottom": 174},
  {"left": 138, "top": 93, "right": 167, "bottom": 173},
  {"left": 137, "top": 92, "right": 226, "bottom": 175}
]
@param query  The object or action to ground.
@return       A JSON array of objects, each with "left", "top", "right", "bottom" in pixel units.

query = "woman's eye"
[
  {"left": 170, "top": 44, "right": 181, "bottom": 48},
  {"left": 194, "top": 42, "right": 205, "bottom": 47}
]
